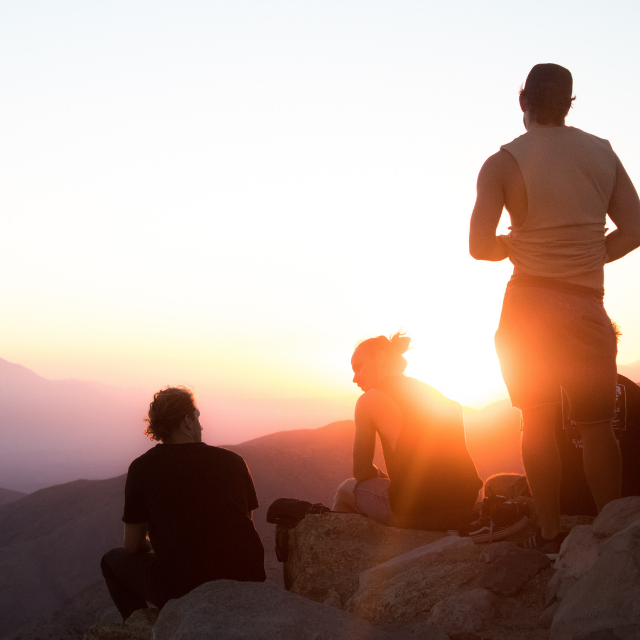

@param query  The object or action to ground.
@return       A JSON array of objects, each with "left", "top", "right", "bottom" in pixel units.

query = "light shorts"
[
  {"left": 353, "top": 477, "right": 393, "bottom": 525},
  {"left": 495, "top": 277, "right": 618, "bottom": 423}
]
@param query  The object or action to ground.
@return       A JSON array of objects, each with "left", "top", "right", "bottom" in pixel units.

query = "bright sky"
[{"left": 1, "top": 1, "right": 639, "bottom": 409}]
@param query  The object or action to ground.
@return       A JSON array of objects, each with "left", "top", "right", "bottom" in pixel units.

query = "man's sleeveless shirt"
[{"left": 500, "top": 126, "right": 617, "bottom": 282}]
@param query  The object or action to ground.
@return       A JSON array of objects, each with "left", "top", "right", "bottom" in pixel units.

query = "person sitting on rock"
[
  {"left": 101, "top": 386, "right": 266, "bottom": 621},
  {"left": 333, "top": 332, "right": 485, "bottom": 531}
]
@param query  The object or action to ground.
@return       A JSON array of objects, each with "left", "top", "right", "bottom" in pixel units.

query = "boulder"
[
  {"left": 478, "top": 541, "right": 513, "bottom": 564},
  {"left": 285, "top": 513, "right": 446, "bottom": 605},
  {"left": 83, "top": 608, "right": 158, "bottom": 640},
  {"left": 428, "top": 588, "right": 496, "bottom": 636},
  {"left": 590, "top": 496, "right": 640, "bottom": 539},
  {"left": 548, "top": 497, "right": 640, "bottom": 610},
  {"left": 482, "top": 546, "right": 550, "bottom": 596},
  {"left": 572, "top": 625, "right": 640, "bottom": 639},
  {"left": 380, "top": 619, "right": 450, "bottom": 639},
  {"left": 346, "top": 537, "right": 484, "bottom": 625},
  {"left": 153, "top": 580, "right": 389, "bottom": 640},
  {"left": 550, "top": 501, "right": 640, "bottom": 640}
]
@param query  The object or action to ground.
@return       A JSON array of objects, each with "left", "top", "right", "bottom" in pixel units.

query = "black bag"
[
  {"left": 266, "top": 498, "right": 331, "bottom": 567},
  {"left": 266, "top": 498, "right": 331, "bottom": 528}
]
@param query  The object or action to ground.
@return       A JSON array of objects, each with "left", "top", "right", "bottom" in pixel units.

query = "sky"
[{"left": 1, "top": 0, "right": 639, "bottom": 410}]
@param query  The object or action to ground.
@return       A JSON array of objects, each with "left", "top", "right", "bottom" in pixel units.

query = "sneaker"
[
  {"left": 461, "top": 514, "right": 529, "bottom": 544},
  {"left": 520, "top": 530, "right": 568, "bottom": 560}
]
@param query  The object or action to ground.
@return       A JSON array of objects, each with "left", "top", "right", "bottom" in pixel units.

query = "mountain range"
[{"left": 0, "top": 358, "right": 357, "bottom": 493}]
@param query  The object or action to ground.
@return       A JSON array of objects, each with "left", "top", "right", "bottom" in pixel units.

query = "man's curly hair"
[{"left": 144, "top": 386, "right": 197, "bottom": 442}]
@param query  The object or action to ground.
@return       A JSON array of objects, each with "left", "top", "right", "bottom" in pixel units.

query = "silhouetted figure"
[
  {"left": 101, "top": 387, "right": 265, "bottom": 621},
  {"left": 469, "top": 63, "right": 640, "bottom": 554},
  {"left": 333, "top": 332, "right": 483, "bottom": 531}
]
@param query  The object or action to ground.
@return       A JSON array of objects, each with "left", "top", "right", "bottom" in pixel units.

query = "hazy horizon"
[{"left": 2, "top": 354, "right": 639, "bottom": 495}]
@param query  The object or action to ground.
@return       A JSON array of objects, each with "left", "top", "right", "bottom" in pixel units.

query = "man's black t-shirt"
[
  {"left": 558, "top": 374, "right": 640, "bottom": 516},
  {"left": 123, "top": 442, "right": 266, "bottom": 599}
]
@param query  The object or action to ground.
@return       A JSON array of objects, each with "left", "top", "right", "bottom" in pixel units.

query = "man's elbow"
[
  {"left": 630, "top": 229, "right": 640, "bottom": 250},
  {"left": 469, "top": 239, "right": 490, "bottom": 261}
]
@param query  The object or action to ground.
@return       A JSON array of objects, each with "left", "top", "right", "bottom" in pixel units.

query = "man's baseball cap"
[{"left": 523, "top": 63, "right": 573, "bottom": 99}]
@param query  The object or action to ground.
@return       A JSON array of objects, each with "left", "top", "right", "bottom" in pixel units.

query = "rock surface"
[
  {"left": 84, "top": 608, "right": 157, "bottom": 640},
  {"left": 428, "top": 588, "right": 496, "bottom": 635},
  {"left": 285, "top": 513, "right": 446, "bottom": 605},
  {"left": 153, "top": 580, "right": 389, "bottom": 640},
  {"left": 548, "top": 497, "right": 640, "bottom": 640},
  {"left": 482, "top": 546, "right": 550, "bottom": 596},
  {"left": 82, "top": 500, "right": 640, "bottom": 640},
  {"left": 346, "top": 537, "right": 484, "bottom": 625}
]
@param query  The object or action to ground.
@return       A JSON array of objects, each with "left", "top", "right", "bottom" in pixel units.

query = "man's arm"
[
  {"left": 124, "top": 522, "right": 151, "bottom": 554},
  {"left": 605, "top": 156, "right": 640, "bottom": 263},
  {"left": 469, "top": 152, "right": 510, "bottom": 262}
]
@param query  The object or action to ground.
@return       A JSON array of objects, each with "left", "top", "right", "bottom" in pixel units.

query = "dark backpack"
[{"left": 266, "top": 498, "right": 331, "bottom": 582}]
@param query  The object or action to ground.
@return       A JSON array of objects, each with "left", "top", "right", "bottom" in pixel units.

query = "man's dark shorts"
[{"left": 495, "top": 276, "right": 617, "bottom": 423}]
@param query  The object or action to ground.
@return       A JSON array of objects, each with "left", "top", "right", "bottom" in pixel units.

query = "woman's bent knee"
[{"left": 332, "top": 478, "right": 357, "bottom": 512}]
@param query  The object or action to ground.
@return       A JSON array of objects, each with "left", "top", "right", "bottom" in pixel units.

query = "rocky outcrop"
[
  {"left": 346, "top": 537, "right": 485, "bottom": 625},
  {"left": 482, "top": 546, "right": 551, "bottom": 596},
  {"left": 83, "top": 500, "right": 640, "bottom": 640},
  {"left": 285, "top": 513, "right": 447, "bottom": 606},
  {"left": 155, "top": 580, "right": 387, "bottom": 640},
  {"left": 84, "top": 608, "right": 157, "bottom": 640},
  {"left": 548, "top": 497, "right": 640, "bottom": 640},
  {"left": 428, "top": 588, "right": 496, "bottom": 636},
  {"left": 287, "top": 513, "right": 553, "bottom": 639},
  {"left": 83, "top": 581, "right": 388, "bottom": 640}
]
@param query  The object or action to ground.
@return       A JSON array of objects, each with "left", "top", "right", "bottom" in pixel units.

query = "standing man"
[
  {"left": 469, "top": 64, "right": 640, "bottom": 553},
  {"left": 101, "top": 387, "right": 265, "bottom": 620}
]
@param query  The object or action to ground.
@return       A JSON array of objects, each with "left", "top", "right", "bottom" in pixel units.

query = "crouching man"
[{"left": 101, "top": 387, "right": 265, "bottom": 620}]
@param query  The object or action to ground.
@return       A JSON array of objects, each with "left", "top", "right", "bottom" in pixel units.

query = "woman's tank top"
[{"left": 374, "top": 376, "right": 482, "bottom": 517}]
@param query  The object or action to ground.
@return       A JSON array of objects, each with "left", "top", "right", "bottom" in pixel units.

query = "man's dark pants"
[{"left": 101, "top": 548, "right": 167, "bottom": 621}]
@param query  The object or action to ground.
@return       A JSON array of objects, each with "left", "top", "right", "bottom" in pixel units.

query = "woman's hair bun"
[{"left": 389, "top": 331, "right": 411, "bottom": 355}]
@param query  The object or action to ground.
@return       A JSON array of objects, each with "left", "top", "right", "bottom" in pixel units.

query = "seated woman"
[{"left": 333, "top": 332, "right": 484, "bottom": 531}]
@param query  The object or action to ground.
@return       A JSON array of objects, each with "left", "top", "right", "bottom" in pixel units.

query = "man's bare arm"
[
  {"left": 605, "top": 156, "right": 640, "bottom": 263},
  {"left": 124, "top": 522, "right": 151, "bottom": 554},
  {"left": 469, "top": 152, "right": 510, "bottom": 262}
]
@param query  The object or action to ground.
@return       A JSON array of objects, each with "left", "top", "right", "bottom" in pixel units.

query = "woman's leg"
[{"left": 353, "top": 478, "right": 394, "bottom": 525}]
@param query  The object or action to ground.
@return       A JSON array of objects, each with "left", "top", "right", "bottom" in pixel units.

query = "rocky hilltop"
[{"left": 84, "top": 496, "right": 640, "bottom": 640}]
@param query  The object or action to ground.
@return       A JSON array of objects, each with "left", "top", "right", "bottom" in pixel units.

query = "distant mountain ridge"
[
  {"left": 0, "top": 487, "right": 26, "bottom": 506},
  {"left": 0, "top": 357, "right": 358, "bottom": 493}
]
